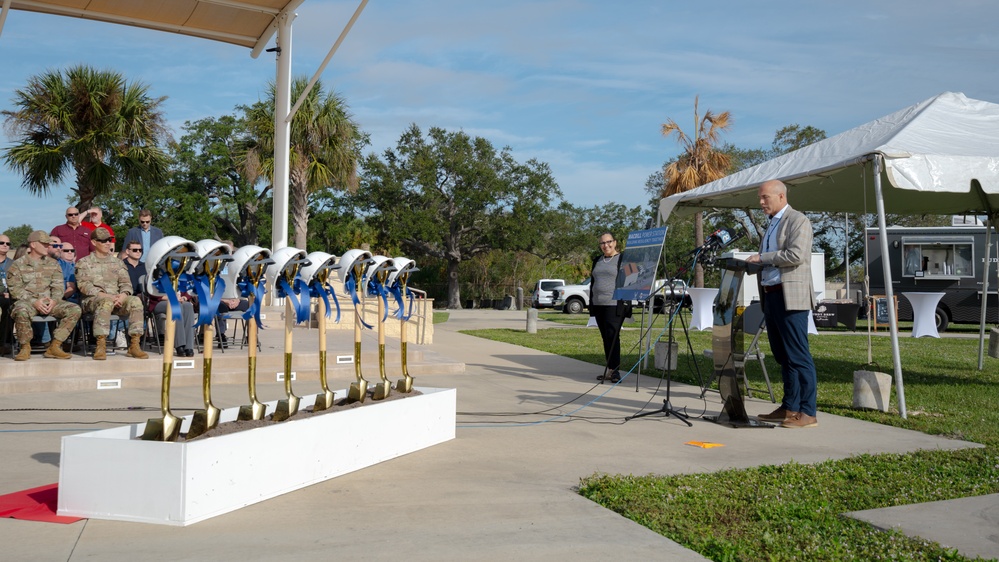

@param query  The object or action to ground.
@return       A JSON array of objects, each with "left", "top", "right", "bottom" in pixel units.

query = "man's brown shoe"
[
  {"left": 781, "top": 412, "right": 818, "bottom": 428},
  {"left": 757, "top": 406, "right": 789, "bottom": 422}
]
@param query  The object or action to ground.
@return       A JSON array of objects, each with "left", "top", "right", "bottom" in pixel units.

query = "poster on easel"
[{"left": 613, "top": 226, "right": 668, "bottom": 303}]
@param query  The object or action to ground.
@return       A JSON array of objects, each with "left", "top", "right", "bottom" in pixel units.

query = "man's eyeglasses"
[
  {"left": 51, "top": 243, "right": 63, "bottom": 249},
  {"left": 129, "top": 248, "right": 143, "bottom": 253},
  {"left": 63, "top": 249, "right": 76, "bottom": 254},
  {"left": 66, "top": 212, "right": 80, "bottom": 217},
  {"left": 139, "top": 220, "right": 151, "bottom": 224},
  {"left": 599, "top": 240, "right": 615, "bottom": 246},
  {"left": 0, "top": 241, "right": 10, "bottom": 246}
]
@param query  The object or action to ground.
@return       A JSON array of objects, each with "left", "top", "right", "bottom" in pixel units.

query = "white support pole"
[
  {"left": 977, "top": 215, "right": 995, "bottom": 370},
  {"left": 0, "top": 0, "right": 12, "bottom": 39},
  {"left": 272, "top": 11, "right": 294, "bottom": 255},
  {"left": 872, "top": 155, "right": 906, "bottom": 419}
]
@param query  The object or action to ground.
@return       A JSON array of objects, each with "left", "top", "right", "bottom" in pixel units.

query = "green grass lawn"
[{"left": 463, "top": 314, "right": 999, "bottom": 561}]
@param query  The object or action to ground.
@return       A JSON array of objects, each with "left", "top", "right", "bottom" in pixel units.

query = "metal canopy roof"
[{"left": 2, "top": 0, "right": 305, "bottom": 56}]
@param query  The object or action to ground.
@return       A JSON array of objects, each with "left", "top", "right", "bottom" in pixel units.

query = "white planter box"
[{"left": 58, "top": 387, "right": 456, "bottom": 526}]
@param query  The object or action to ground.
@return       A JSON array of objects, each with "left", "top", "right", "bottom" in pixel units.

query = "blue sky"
[{"left": 1, "top": 0, "right": 998, "bottom": 234}]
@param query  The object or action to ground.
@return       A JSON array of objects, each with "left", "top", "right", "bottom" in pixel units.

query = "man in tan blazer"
[{"left": 746, "top": 180, "right": 818, "bottom": 428}]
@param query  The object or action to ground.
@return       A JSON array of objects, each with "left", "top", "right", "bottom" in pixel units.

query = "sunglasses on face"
[
  {"left": 129, "top": 248, "right": 143, "bottom": 253},
  {"left": 63, "top": 249, "right": 76, "bottom": 253},
  {"left": 139, "top": 220, "right": 151, "bottom": 224},
  {"left": 66, "top": 212, "right": 80, "bottom": 217},
  {"left": 51, "top": 243, "right": 63, "bottom": 249},
  {"left": 0, "top": 241, "right": 10, "bottom": 246}
]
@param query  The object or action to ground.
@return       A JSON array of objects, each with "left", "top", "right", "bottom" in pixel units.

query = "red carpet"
[{"left": 0, "top": 483, "right": 84, "bottom": 524}]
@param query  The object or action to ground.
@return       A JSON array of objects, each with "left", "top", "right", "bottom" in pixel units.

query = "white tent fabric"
[
  {"left": 659, "top": 92, "right": 999, "bottom": 220},
  {"left": 658, "top": 92, "right": 999, "bottom": 420}
]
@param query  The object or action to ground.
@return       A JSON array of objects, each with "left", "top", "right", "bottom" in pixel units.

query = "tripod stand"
[{"left": 628, "top": 296, "right": 693, "bottom": 426}]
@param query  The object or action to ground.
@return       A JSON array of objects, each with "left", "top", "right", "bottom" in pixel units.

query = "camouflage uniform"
[
  {"left": 7, "top": 255, "right": 82, "bottom": 344},
  {"left": 76, "top": 252, "right": 144, "bottom": 337}
]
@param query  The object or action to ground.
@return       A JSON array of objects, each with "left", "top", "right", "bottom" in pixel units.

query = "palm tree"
[
  {"left": 242, "top": 77, "right": 366, "bottom": 250},
  {"left": 2, "top": 65, "right": 169, "bottom": 211},
  {"left": 661, "top": 96, "right": 732, "bottom": 287}
]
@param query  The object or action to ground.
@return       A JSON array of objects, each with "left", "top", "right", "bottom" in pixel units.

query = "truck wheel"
[
  {"left": 565, "top": 298, "right": 585, "bottom": 314},
  {"left": 935, "top": 307, "right": 950, "bottom": 332}
]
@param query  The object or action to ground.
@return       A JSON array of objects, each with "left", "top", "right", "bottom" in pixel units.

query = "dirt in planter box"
[{"left": 143, "top": 389, "right": 425, "bottom": 442}]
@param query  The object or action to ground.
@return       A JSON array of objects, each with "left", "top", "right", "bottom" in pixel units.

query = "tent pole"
[
  {"left": 873, "top": 155, "right": 906, "bottom": 419},
  {"left": 977, "top": 222, "right": 992, "bottom": 369},
  {"left": 272, "top": 11, "right": 294, "bottom": 257}
]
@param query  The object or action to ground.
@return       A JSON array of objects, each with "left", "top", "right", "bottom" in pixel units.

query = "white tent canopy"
[
  {"left": 658, "top": 92, "right": 999, "bottom": 419},
  {"left": 659, "top": 92, "right": 999, "bottom": 221}
]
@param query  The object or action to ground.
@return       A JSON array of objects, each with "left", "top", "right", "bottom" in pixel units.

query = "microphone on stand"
[{"left": 687, "top": 227, "right": 744, "bottom": 255}]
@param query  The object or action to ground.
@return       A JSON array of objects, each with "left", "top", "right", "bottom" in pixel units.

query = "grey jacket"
[{"left": 759, "top": 205, "right": 815, "bottom": 311}]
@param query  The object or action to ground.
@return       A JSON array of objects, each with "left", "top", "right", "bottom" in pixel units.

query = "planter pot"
[
  {"left": 852, "top": 370, "right": 892, "bottom": 412},
  {"left": 58, "top": 387, "right": 456, "bottom": 526}
]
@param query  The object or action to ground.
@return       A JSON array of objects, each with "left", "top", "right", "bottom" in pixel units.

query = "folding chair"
[
  {"left": 18, "top": 315, "right": 82, "bottom": 357},
  {"left": 214, "top": 311, "right": 257, "bottom": 352}
]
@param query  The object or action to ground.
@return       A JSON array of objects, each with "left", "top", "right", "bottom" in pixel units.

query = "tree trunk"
[
  {"left": 694, "top": 211, "right": 705, "bottom": 287},
  {"left": 291, "top": 181, "right": 309, "bottom": 250},
  {"left": 446, "top": 259, "right": 462, "bottom": 309}
]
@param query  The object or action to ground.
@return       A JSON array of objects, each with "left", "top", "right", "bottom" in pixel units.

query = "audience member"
[
  {"left": 0, "top": 234, "right": 14, "bottom": 355},
  {"left": 75, "top": 228, "right": 147, "bottom": 361},
  {"left": 217, "top": 240, "right": 249, "bottom": 348},
  {"left": 13, "top": 243, "right": 29, "bottom": 260},
  {"left": 51, "top": 206, "right": 93, "bottom": 260},
  {"left": 34, "top": 235, "right": 74, "bottom": 345},
  {"left": 122, "top": 242, "right": 147, "bottom": 296},
  {"left": 81, "top": 207, "right": 116, "bottom": 244},
  {"left": 6, "top": 231, "right": 80, "bottom": 361},
  {"left": 58, "top": 242, "right": 78, "bottom": 302},
  {"left": 121, "top": 209, "right": 163, "bottom": 263},
  {"left": 147, "top": 288, "right": 197, "bottom": 358}
]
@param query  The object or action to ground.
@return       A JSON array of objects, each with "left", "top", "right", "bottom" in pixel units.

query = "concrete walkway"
[{"left": 0, "top": 308, "right": 994, "bottom": 561}]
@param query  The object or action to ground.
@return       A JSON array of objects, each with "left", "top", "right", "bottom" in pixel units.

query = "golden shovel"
[
  {"left": 142, "top": 299, "right": 181, "bottom": 441},
  {"left": 347, "top": 304, "right": 368, "bottom": 403},
  {"left": 272, "top": 297, "right": 301, "bottom": 421},
  {"left": 313, "top": 290, "right": 335, "bottom": 411},
  {"left": 371, "top": 270, "right": 393, "bottom": 400},
  {"left": 188, "top": 261, "right": 225, "bottom": 439},
  {"left": 396, "top": 274, "right": 414, "bottom": 393},
  {"left": 396, "top": 310, "right": 414, "bottom": 393},
  {"left": 238, "top": 266, "right": 268, "bottom": 421}
]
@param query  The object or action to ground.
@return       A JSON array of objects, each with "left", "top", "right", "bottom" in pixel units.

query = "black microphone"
[{"left": 689, "top": 227, "right": 744, "bottom": 255}]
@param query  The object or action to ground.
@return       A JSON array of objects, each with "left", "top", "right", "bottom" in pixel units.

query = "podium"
[{"left": 705, "top": 258, "right": 774, "bottom": 428}]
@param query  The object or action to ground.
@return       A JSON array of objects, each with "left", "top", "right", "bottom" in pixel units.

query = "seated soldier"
[
  {"left": 6, "top": 231, "right": 81, "bottom": 361},
  {"left": 75, "top": 228, "right": 148, "bottom": 360}
]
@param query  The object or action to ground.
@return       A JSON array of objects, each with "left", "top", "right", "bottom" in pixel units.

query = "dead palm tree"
[
  {"left": 2, "top": 65, "right": 169, "bottom": 212},
  {"left": 242, "top": 77, "right": 366, "bottom": 250},
  {"left": 661, "top": 96, "right": 732, "bottom": 287}
]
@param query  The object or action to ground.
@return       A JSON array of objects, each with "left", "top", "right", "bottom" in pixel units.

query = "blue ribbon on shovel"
[
  {"left": 152, "top": 272, "right": 190, "bottom": 323},
  {"left": 192, "top": 275, "right": 226, "bottom": 327},
  {"left": 237, "top": 278, "right": 267, "bottom": 328},
  {"left": 276, "top": 276, "right": 311, "bottom": 324},
  {"left": 344, "top": 275, "right": 372, "bottom": 329},
  {"left": 367, "top": 279, "right": 391, "bottom": 323},
  {"left": 309, "top": 279, "right": 341, "bottom": 323}
]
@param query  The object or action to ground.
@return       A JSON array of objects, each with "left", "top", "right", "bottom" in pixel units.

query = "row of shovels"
[{"left": 140, "top": 239, "right": 417, "bottom": 441}]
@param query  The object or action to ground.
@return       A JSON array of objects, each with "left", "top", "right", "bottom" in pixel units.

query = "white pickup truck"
[{"left": 552, "top": 278, "right": 691, "bottom": 314}]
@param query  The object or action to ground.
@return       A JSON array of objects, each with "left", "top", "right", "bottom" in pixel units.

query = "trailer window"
[{"left": 901, "top": 238, "right": 974, "bottom": 278}]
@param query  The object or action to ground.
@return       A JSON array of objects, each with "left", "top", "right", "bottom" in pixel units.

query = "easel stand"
[{"left": 628, "top": 300, "right": 692, "bottom": 427}]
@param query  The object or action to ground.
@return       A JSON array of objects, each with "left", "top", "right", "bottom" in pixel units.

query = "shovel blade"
[
  {"left": 313, "top": 390, "right": 336, "bottom": 412},
  {"left": 238, "top": 401, "right": 268, "bottom": 421},
  {"left": 395, "top": 375, "right": 413, "bottom": 394},
  {"left": 372, "top": 381, "right": 392, "bottom": 401},
  {"left": 347, "top": 380, "right": 368, "bottom": 403},
  {"left": 273, "top": 394, "right": 301, "bottom": 422},
  {"left": 141, "top": 412, "right": 182, "bottom": 441}
]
